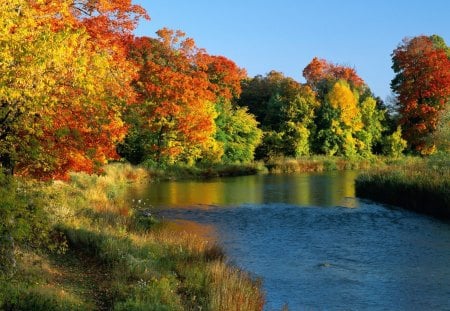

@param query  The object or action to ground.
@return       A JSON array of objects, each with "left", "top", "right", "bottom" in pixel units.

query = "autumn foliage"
[
  {"left": 391, "top": 35, "right": 450, "bottom": 153},
  {"left": 1, "top": 0, "right": 448, "bottom": 179},
  {"left": 120, "top": 28, "right": 252, "bottom": 166},
  {"left": 303, "top": 57, "right": 366, "bottom": 91},
  {"left": 0, "top": 0, "right": 147, "bottom": 179}
]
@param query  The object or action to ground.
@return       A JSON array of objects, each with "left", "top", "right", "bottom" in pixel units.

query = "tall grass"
[
  {"left": 147, "top": 162, "right": 268, "bottom": 180},
  {"left": 265, "top": 156, "right": 387, "bottom": 173},
  {"left": 356, "top": 156, "right": 450, "bottom": 218},
  {"left": 1, "top": 162, "right": 265, "bottom": 310}
]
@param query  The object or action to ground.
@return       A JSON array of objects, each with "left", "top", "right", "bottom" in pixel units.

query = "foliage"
[
  {"left": 214, "top": 99, "right": 263, "bottom": 163},
  {"left": 0, "top": 175, "right": 55, "bottom": 274},
  {"left": 126, "top": 33, "right": 217, "bottom": 165},
  {"left": 303, "top": 57, "right": 366, "bottom": 94},
  {"left": 382, "top": 126, "right": 407, "bottom": 158},
  {"left": 391, "top": 35, "right": 450, "bottom": 153},
  {"left": 237, "top": 72, "right": 319, "bottom": 159},
  {"left": 237, "top": 60, "right": 391, "bottom": 160},
  {"left": 0, "top": 0, "right": 146, "bottom": 179},
  {"left": 357, "top": 97, "right": 386, "bottom": 155},
  {"left": 428, "top": 103, "right": 450, "bottom": 154},
  {"left": 121, "top": 31, "right": 249, "bottom": 166}
]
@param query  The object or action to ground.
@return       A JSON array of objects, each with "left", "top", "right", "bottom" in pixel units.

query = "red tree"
[{"left": 391, "top": 35, "right": 450, "bottom": 153}]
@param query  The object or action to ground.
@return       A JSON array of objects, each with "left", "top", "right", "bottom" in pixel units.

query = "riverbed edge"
[{"left": 0, "top": 163, "right": 265, "bottom": 310}]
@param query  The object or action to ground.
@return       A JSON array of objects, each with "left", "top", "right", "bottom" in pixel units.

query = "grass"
[
  {"left": 0, "top": 163, "right": 265, "bottom": 310},
  {"left": 265, "top": 155, "right": 388, "bottom": 174},
  {"left": 147, "top": 162, "right": 268, "bottom": 180},
  {"left": 355, "top": 155, "right": 450, "bottom": 218}
]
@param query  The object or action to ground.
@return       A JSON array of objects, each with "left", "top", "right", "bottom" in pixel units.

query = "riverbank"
[
  {"left": 148, "top": 162, "right": 268, "bottom": 180},
  {"left": 0, "top": 164, "right": 264, "bottom": 310},
  {"left": 146, "top": 156, "right": 390, "bottom": 181},
  {"left": 355, "top": 156, "right": 450, "bottom": 219},
  {"left": 264, "top": 156, "right": 390, "bottom": 174}
]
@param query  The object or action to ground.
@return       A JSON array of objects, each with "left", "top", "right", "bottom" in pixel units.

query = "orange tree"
[
  {"left": 120, "top": 28, "right": 260, "bottom": 166},
  {"left": 121, "top": 30, "right": 218, "bottom": 166}
]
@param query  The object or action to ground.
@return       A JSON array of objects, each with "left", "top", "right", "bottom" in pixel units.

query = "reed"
[
  {"left": 265, "top": 155, "right": 385, "bottom": 173},
  {"left": 356, "top": 157, "right": 450, "bottom": 218}
]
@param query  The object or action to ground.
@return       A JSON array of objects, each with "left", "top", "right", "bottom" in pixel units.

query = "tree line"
[{"left": 1, "top": 0, "right": 449, "bottom": 180}]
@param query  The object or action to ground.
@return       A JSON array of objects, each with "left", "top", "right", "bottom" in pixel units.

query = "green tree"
[
  {"left": 214, "top": 99, "right": 262, "bottom": 163},
  {"left": 382, "top": 126, "right": 407, "bottom": 158},
  {"left": 357, "top": 97, "right": 386, "bottom": 155},
  {"left": 237, "top": 72, "right": 317, "bottom": 159}
]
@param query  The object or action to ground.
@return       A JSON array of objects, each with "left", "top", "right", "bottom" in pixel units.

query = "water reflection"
[
  {"left": 128, "top": 171, "right": 450, "bottom": 310},
  {"left": 129, "top": 171, "right": 358, "bottom": 209}
]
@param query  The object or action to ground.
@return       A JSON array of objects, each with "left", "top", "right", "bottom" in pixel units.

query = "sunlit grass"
[
  {"left": 1, "top": 162, "right": 265, "bottom": 310},
  {"left": 356, "top": 156, "right": 450, "bottom": 217},
  {"left": 265, "top": 155, "right": 387, "bottom": 173}
]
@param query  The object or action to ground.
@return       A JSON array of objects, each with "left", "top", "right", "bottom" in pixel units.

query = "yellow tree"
[
  {"left": 315, "top": 80, "right": 363, "bottom": 156},
  {"left": 0, "top": 0, "right": 132, "bottom": 179}
]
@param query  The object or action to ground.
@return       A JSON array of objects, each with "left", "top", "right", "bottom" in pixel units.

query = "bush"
[
  {"left": 0, "top": 175, "right": 55, "bottom": 274},
  {"left": 382, "top": 126, "right": 407, "bottom": 157}
]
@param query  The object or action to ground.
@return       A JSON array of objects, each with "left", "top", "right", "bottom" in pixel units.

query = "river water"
[{"left": 128, "top": 171, "right": 450, "bottom": 310}]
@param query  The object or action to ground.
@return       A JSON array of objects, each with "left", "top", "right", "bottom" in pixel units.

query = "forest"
[
  {"left": 1, "top": 0, "right": 449, "bottom": 310},
  {"left": 1, "top": 0, "right": 449, "bottom": 181}
]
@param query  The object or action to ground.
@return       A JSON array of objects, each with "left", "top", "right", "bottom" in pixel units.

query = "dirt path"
[{"left": 48, "top": 249, "right": 113, "bottom": 310}]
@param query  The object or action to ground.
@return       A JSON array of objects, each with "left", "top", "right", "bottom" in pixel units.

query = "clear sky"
[{"left": 133, "top": 0, "right": 450, "bottom": 101}]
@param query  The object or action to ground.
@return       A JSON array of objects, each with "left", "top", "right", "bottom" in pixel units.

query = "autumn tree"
[
  {"left": 301, "top": 57, "right": 390, "bottom": 157},
  {"left": 303, "top": 57, "right": 366, "bottom": 95},
  {"left": 312, "top": 80, "right": 361, "bottom": 156},
  {"left": 0, "top": 0, "right": 147, "bottom": 179},
  {"left": 122, "top": 31, "right": 238, "bottom": 166},
  {"left": 391, "top": 35, "right": 450, "bottom": 154}
]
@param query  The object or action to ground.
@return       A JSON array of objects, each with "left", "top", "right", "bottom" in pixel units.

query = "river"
[{"left": 128, "top": 171, "right": 450, "bottom": 310}]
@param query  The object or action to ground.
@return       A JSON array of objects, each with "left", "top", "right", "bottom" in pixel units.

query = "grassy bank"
[
  {"left": 146, "top": 156, "right": 392, "bottom": 180},
  {"left": 355, "top": 156, "right": 450, "bottom": 219},
  {"left": 0, "top": 163, "right": 264, "bottom": 310},
  {"left": 147, "top": 162, "right": 268, "bottom": 180},
  {"left": 264, "top": 156, "right": 390, "bottom": 174}
]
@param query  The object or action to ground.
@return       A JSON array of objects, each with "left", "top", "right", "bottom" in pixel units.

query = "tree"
[
  {"left": 214, "top": 99, "right": 262, "bottom": 163},
  {"left": 0, "top": 1, "right": 137, "bottom": 179},
  {"left": 199, "top": 54, "right": 247, "bottom": 100},
  {"left": 303, "top": 57, "right": 366, "bottom": 94},
  {"left": 391, "top": 35, "right": 450, "bottom": 153},
  {"left": 382, "top": 126, "right": 407, "bottom": 158},
  {"left": 124, "top": 32, "right": 234, "bottom": 166},
  {"left": 237, "top": 72, "right": 318, "bottom": 158},
  {"left": 357, "top": 97, "right": 386, "bottom": 155},
  {"left": 313, "top": 80, "right": 362, "bottom": 156}
]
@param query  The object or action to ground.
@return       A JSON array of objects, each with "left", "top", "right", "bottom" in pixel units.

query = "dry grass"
[
  {"left": 265, "top": 156, "right": 386, "bottom": 174},
  {"left": 356, "top": 156, "right": 450, "bottom": 218},
  {"left": 208, "top": 261, "right": 265, "bottom": 311},
  {"left": 3, "top": 162, "right": 265, "bottom": 310}
]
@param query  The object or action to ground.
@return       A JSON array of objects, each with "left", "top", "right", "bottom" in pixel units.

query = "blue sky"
[{"left": 133, "top": 0, "right": 450, "bottom": 101}]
